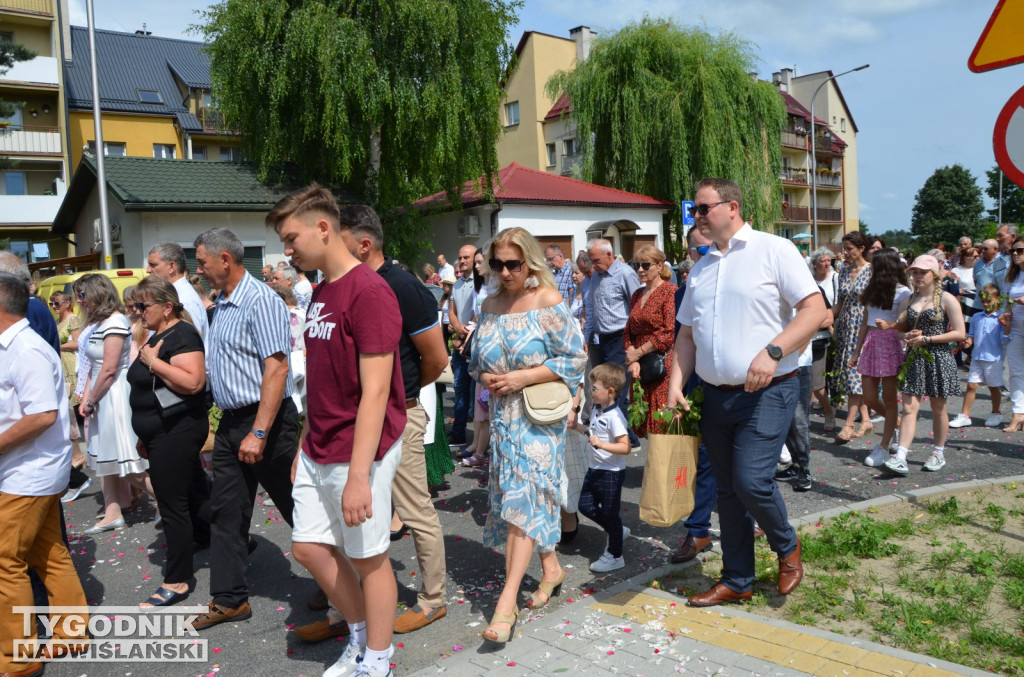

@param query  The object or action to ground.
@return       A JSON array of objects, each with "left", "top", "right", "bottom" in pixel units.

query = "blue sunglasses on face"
[{"left": 689, "top": 245, "right": 710, "bottom": 256}]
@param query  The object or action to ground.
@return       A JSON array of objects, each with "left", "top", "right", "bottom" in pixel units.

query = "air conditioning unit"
[{"left": 456, "top": 214, "right": 480, "bottom": 237}]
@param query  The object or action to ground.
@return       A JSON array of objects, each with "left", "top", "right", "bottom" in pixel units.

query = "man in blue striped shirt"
[{"left": 189, "top": 228, "right": 300, "bottom": 631}]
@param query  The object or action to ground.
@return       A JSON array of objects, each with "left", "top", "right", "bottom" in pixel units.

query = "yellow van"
[{"left": 38, "top": 269, "right": 149, "bottom": 319}]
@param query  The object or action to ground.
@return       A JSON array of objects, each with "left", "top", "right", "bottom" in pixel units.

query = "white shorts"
[
  {"left": 291, "top": 439, "right": 403, "bottom": 559},
  {"left": 968, "top": 359, "right": 1003, "bottom": 388}
]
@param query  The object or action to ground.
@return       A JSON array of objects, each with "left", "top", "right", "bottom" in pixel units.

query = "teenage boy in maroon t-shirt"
[{"left": 269, "top": 185, "right": 406, "bottom": 677}]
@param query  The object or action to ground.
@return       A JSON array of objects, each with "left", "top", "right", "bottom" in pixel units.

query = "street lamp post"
[{"left": 810, "top": 64, "right": 869, "bottom": 250}]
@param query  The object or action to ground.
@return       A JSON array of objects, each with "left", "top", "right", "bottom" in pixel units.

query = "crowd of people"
[{"left": 0, "top": 179, "right": 1018, "bottom": 677}]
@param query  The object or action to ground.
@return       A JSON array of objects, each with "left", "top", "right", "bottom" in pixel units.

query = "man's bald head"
[{"left": 0, "top": 252, "right": 31, "bottom": 285}]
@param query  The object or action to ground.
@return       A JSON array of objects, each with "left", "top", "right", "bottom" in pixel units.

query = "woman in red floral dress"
[{"left": 624, "top": 245, "right": 678, "bottom": 437}]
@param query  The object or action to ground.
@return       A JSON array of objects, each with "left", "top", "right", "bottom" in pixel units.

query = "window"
[
  {"left": 546, "top": 143, "right": 556, "bottom": 167},
  {"left": 105, "top": 142, "right": 126, "bottom": 157},
  {"left": 0, "top": 107, "right": 23, "bottom": 130},
  {"left": 153, "top": 143, "right": 176, "bottom": 159},
  {"left": 841, "top": 118, "right": 846, "bottom": 133},
  {"left": 832, "top": 115, "right": 837, "bottom": 125},
  {"left": 0, "top": 31, "right": 14, "bottom": 44},
  {"left": 202, "top": 91, "right": 212, "bottom": 108},
  {"left": 138, "top": 90, "right": 163, "bottom": 104},
  {"left": 782, "top": 192, "right": 792, "bottom": 204},
  {"left": 0, "top": 172, "right": 26, "bottom": 195},
  {"left": 219, "top": 146, "right": 239, "bottom": 162},
  {"left": 192, "top": 145, "right": 206, "bottom": 160},
  {"left": 563, "top": 138, "right": 579, "bottom": 157},
  {"left": 505, "top": 101, "right": 519, "bottom": 127}
]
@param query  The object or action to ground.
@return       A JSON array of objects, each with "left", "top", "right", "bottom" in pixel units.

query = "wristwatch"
[
  {"left": 251, "top": 428, "right": 267, "bottom": 440},
  {"left": 765, "top": 344, "right": 784, "bottom": 361}
]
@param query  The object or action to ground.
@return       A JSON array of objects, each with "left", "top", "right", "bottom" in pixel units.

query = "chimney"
[
  {"left": 569, "top": 25, "right": 596, "bottom": 62},
  {"left": 748, "top": 71, "right": 758, "bottom": 83},
  {"left": 772, "top": 68, "right": 793, "bottom": 92}
]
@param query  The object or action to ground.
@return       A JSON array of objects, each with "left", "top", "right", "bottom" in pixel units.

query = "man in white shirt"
[
  {"left": 668, "top": 178, "right": 825, "bottom": 607},
  {"left": 0, "top": 272, "right": 88, "bottom": 675},
  {"left": 146, "top": 242, "right": 209, "bottom": 339},
  {"left": 436, "top": 254, "right": 455, "bottom": 282}
]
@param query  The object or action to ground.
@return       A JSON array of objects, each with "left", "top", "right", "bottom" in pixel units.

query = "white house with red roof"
[{"left": 417, "top": 162, "right": 674, "bottom": 265}]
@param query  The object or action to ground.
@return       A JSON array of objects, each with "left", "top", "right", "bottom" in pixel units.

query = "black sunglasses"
[
  {"left": 1013, "top": 248, "right": 1024, "bottom": 255},
  {"left": 630, "top": 261, "right": 655, "bottom": 271},
  {"left": 687, "top": 201, "right": 729, "bottom": 217},
  {"left": 489, "top": 258, "right": 525, "bottom": 273},
  {"left": 133, "top": 302, "right": 157, "bottom": 312},
  {"left": 49, "top": 300, "right": 63, "bottom": 308}
]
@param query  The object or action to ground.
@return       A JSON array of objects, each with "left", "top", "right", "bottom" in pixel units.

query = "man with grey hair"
[
  {"left": 545, "top": 244, "right": 576, "bottom": 305},
  {"left": 190, "top": 227, "right": 298, "bottom": 631},
  {"left": 146, "top": 242, "right": 209, "bottom": 339},
  {"left": 997, "top": 224, "right": 1019, "bottom": 256},
  {"left": 585, "top": 238, "right": 641, "bottom": 448},
  {"left": 270, "top": 265, "right": 308, "bottom": 310},
  {"left": 0, "top": 271, "right": 88, "bottom": 675},
  {"left": 973, "top": 239, "right": 1008, "bottom": 312},
  {"left": 0, "top": 251, "right": 59, "bottom": 353}
]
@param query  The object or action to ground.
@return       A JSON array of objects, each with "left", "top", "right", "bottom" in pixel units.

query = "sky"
[{"left": 69, "top": 0, "right": 1024, "bottom": 234}]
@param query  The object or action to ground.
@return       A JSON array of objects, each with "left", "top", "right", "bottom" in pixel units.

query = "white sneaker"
[
  {"left": 884, "top": 456, "right": 909, "bottom": 476},
  {"left": 604, "top": 526, "right": 631, "bottom": 557},
  {"left": 985, "top": 414, "right": 1004, "bottom": 428},
  {"left": 324, "top": 641, "right": 364, "bottom": 677},
  {"left": 779, "top": 444, "right": 792, "bottom": 466},
  {"left": 590, "top": 552, "right": 625, "bottom": 573},
  {"left": 870, "top": 414, "right": 885, "bottom": 424},
  {"left": 923, "top": 453, "right": 946, "bottom": 472},
  {"left": 61, "top": 477, "right": 92, "bottom": 503},
  {"left": 352, "top": 646, "right": 395, "bottom": 677},
  {"left": 864, "top": 445, "right": 889, "bottom": 467},
  {"left": 948, "top": 413, "right": 972, "bottom": 428}
]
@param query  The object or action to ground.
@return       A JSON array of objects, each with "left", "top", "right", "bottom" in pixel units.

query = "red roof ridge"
[{"left": 499, "top": 162, "right": 671, "bottom": 203}]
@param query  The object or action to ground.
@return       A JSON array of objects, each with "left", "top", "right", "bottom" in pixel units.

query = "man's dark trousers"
[
  {"left": 210, "top": 399, "right": 299, "bottom": 608},
  {"left": 784, "top": 366, "right": 812, "bottom": 470},
  {"left": 700, "top": 378, "right": 799, "bottom": 593},
  {"left": 449, "top": 349, "right": 472, "bottom": 442}
]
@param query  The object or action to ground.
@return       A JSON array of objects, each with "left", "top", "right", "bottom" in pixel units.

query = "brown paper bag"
[{"left": 639, "top": 433, "right": 699, "bottom": 528}]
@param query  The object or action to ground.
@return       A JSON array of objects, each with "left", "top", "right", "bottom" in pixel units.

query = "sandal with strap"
[
  {"left": 1004, "top": 415, "right": 1024, "bottom": 433},
  {"left": 461, "top": 453, "right": 487, "bottom": 468},
  {"left": 835, "top": 425, "right": 855, "bottom": 443},
  {"left": 140, "top": 585, "right": 190, "bottom": 607},
  {"left": 524, "top": 570, "right": 566, "bottom": 610},
  {"left": 853, "top": 423, "right": 873, "bottom": 438},
  {"left": 482, "top": 607, "right": 519, "bottom": 643}
]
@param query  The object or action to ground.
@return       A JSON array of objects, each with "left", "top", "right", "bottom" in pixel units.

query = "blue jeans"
[
  {"left": 589, "top": 334, "right": 641, "bottom": 446},
  {"left": 450, "top": 349, "right": 472, "bottom": 440},
  {"left": 701, "top": 378, "right": 799, "bottom": 593},
  {"left": 784, "top": 366, "right": 812, "bottom": 469},
  {"left": 682, "top": 442, "right": 716, "bottom": 539}
]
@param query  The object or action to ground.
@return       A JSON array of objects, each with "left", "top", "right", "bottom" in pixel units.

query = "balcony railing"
[
  {"left": 0, "top": 56, "right": 58, "bottom": 86},
  {"left": 780, "top": 167, "right": 808, "bottom": 184},
  {"left": 781, "top": 131, "right": 806, "bottom": 148},
  {"left": 561, "top": 152, "right": 582, "bottom": 176},
  {"left": 0, "top": 194, "right": 62, "bottom": 225},
  {"left": 810, "top": 173, "right": 842, "bottom": 188},
  {"left": 0, "top": 125, "right": 61, "bottom": 154},
  {"left": 198, "top": 105, "right": 226, "bottom": 132},
  {"left": 0, "top": 0, "right": 53, "bottom": 15},
  {"left": 817, "top": 207, "right": 842, "bottom": 222},
  {"left": 781, "top": 205, "right": 843, "bottom": 222}
]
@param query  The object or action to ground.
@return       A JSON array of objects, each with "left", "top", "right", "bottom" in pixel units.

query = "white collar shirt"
[
  {"left": 0, "top": 318, "right": 71, "bottom": 495},
  {"left": 677, "top": 223, "right": 820, "bottom": 387},
  {"left": 172, "top": 276, "right": 209, "bottom": 340}
]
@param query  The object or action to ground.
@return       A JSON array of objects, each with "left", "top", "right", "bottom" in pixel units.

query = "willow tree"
[
  {"left": 548, "top": 19, "right": 786, "bottom": 249},
  {"left": 199, "top": 0, "right": 520, "bottom": 262}
]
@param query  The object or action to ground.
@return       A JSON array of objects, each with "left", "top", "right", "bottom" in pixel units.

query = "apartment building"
[{"left": 0, "top": 0, "right": 71, "bottom": 261}]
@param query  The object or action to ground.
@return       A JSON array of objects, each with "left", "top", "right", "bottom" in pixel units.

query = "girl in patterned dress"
[
  {"left": 470, "top": 228, "right": 586, "bottom": 644},
  {"left": 881, "top": 255, "right": 965, "bottom": 476},
  {"left": 832, "top": 231, "right": 873, "bottom": 442},
  {"left": 849, "top": 249, "right": 911, "bottom": 468}
]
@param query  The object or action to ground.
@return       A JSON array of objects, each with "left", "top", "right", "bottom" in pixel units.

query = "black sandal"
[{"left": 141, "top": 585, "right": 189, "bottom": 607}]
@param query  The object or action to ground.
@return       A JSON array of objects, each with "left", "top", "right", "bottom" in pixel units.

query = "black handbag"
[{"left": 638, "top": 351, "right": 668, "bottom": 385}]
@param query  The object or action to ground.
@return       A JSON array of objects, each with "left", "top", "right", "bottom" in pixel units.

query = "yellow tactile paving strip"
[{"left": 590, "top": 591, "right": 962, "bottom": 677}]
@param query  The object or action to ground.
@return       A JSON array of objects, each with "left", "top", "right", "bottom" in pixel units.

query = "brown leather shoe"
[
  {"left": 294, "top": 618, "right": 348, "bottom": 642},
  {"left": 670, "top": 536, "right": 712, "bottom": 564},
  {"left": 0, "top": 663, "right": 43, "bottom": 677},
  {"left": 394, "top": 604, "right": 447, "bottom": 633},
  {"left": 687, "top": 583, "right": 752, "bottom": 607},
  {"left": 190, "top": 600, "right": 252, "bottom": 631},
  {"left": 778, "top": 539, "right": 803, "bottom": 595}
]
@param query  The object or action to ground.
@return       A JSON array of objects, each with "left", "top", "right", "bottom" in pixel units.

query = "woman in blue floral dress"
[
  {"left": 470, "top": 228, "right": 586, "bottom": 644},
  {"left": 832, "top": 231, "right": 873, "bottom": 441}
]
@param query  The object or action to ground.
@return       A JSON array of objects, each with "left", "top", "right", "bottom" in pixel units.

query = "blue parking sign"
[{"left": 682, "top": 201, "right": 695, "bottom": 227}]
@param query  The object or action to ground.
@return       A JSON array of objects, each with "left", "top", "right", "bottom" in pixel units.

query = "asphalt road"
[{"left": 42, "top": 376, "right": 1023, "bottom": 677}]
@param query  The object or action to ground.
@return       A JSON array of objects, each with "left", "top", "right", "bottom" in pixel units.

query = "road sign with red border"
[
  {"left": 969, "top": 0, "right": 1024, "bottom": 73},
  {"left": 994, "top": 85, "right": 1024, "bottom": 188}
]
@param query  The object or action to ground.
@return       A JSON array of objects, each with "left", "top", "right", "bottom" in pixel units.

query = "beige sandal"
[
  {"left": 482, "top": 607, "right": 519, "bottom": 643},
  {"left": 525, "top": 570, "right": 566, "bottom": 610}
]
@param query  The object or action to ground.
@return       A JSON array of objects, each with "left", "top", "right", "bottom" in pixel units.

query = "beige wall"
[
  {"left": 0, "top": 20, "right": 53, "bottom": 57},
  {"left": 68, "top": 111, "right": 182, "bottom": 170},
  {"left": 495, "top": 33, "right": 577, "bottom": 171}
]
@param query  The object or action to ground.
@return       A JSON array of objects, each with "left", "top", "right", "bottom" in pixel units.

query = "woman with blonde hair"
[
  {"left": 51, "top": 290, "right": 86, "bottom": 470},
  {"left": 624, "top": 245, "right": 677, "bottom": 437},
  {"left": 469, "top": 227, "right": 585, "bottom": 644}
]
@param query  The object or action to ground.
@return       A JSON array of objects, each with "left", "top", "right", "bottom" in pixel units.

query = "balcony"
[
  {"left": 0, "top": 194, "right": 62, "bottom": 225},
  {"left": 781, "top": 130, "right": 806, "bottom": 149},
  {"left": 561, "top": 152, "right": 582, "bottom": 176},
  {"left": 781, "top": 205, "right": 842, "bottom": 222},
  {"left": 0, "top": 125, "right": 61, "bottom": 155},
  {"left": 780, "top": 167, "right": 808, "bottom": 185},
  {"left": 817, "top": 207, "right": 842, "bottom": 222},
  {"left": 197, "top": 105, "right": 225, "bottom": 132},
  {"left": 0, "top": 0, "right": 54, "bottom": 15},
  {"left": 0, "top": 55, "right": 58, "bottom": 87},
  {"left": 810, "top": 172, "right": 842, "bottom": 189}
]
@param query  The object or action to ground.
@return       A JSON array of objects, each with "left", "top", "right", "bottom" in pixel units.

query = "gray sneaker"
[
  {"left": 884, "top": 456, "right": 909, "bottom": 476},
  {"left": 922, "top": 453, "right": 946, "bottom": 472}
]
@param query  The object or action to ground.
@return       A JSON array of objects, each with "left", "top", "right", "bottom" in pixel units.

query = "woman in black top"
[{"left": 127, "top": 276, "right": 211, "bottom": 607}]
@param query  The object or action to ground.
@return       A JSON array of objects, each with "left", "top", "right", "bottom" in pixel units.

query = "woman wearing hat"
[{"left": 881, "top": 254, "right": 965, "bottom": 475}]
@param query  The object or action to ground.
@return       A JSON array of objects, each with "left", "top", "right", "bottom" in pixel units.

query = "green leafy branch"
[
  {"left": 896, "top": 346, "right": 935, "bottom": 391},
  {"left": 651, "top": 386, "right": 704, "bottom": 437},
  {"left": 628, "top": 379, "right": 649, "bottom": 429}
]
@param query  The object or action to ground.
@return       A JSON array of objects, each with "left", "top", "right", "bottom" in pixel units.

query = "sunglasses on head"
[
  {"left": 630, "top": 261, "right": 655, "bottom": 271},
  {"left": 489, "top": 258, "right": 525, "bottom": 273},
  {"left": 687, "top": 201, "right": 729, "bottom": 217},
  {"left": 688, "top": 245, "right": 710, "bottom": 256}
]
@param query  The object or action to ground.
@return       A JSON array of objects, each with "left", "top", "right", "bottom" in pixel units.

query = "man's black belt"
[{"left": 707, "top": 370, "right": 798, "bottom": 392}]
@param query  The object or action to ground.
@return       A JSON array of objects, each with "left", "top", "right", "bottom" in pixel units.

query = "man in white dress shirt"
[
  {"left": 146, "top": 242, "right": 209, "bottom": 339},
  {"left": 668, "top": 178, "right": 825, "bottom": 607}
]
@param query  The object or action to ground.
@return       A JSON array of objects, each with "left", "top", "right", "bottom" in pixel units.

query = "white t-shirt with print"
[{"left": 587, "top": 404, "right": 629, "bottom": 471}]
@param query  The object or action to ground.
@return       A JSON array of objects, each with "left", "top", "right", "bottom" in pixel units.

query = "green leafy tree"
[
  {"left": 199, "top": 0, "right": 520, "bottom": 263},
  {"left": 0, "top": 33, "right": 34, "bottom": 119},
  {"left": 910, "top": 164, "right": 985, "bottom": 250},
  {"left": 547, "top": 18, "right": 786, "bottom": 249},
  {"left": 985, "top": 165, "right": 1024, "bottom": 225},
  {"left": 873, "top": 228, "right": 915, "bottom": 253},
  {"left": 858, "top": 219, "right": 869, "bottom": 236}
]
